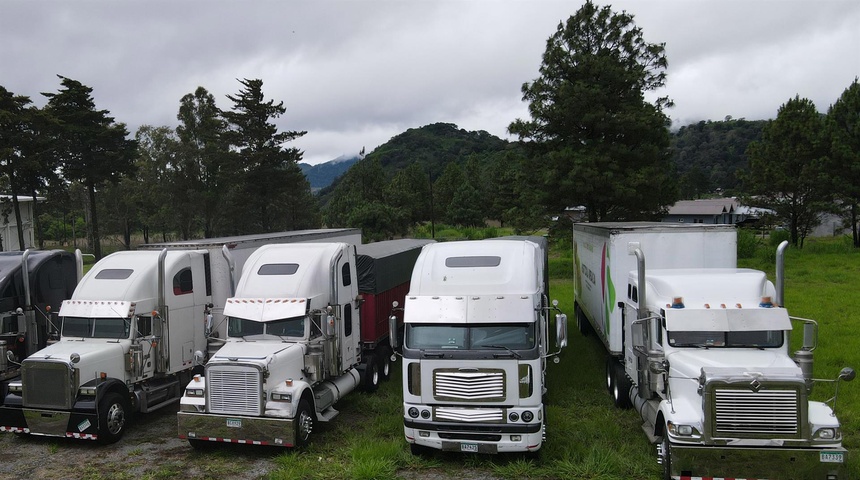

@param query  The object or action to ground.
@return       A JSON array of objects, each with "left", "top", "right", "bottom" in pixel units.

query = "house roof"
[{"left": 667, "top": 198, "right": 738, "bottom": 216}]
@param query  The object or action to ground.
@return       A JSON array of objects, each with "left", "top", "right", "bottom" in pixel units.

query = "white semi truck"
[
  {"left": 573, "top": 222, "right": 854, "bottom": 480},
  {"left": 177, "top": 239, "right": 429, "bottom": 448},
  {"left": 1, "top": 250, "right": 81, "bottom": 385},
  {"left": 395, "top": 237, "right": 567, "bottom": 455},
  {"left": 0, "top": 230, "right": 360, "bottom": 443}
]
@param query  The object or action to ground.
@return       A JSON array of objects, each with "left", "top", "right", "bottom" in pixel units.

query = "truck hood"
[
  {"left": 25, "top": 340, "right": 127, "bottom": 384},
  {"left": 209, "top": 340, "right": 302, "bottom": 365},
  {"left": 666, "top": 348, "right": 799, "bottom": 381}
]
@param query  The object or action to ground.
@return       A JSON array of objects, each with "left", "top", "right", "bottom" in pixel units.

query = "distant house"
[
  {"left": 662, "top": 198, "right": 766, "bottom": 225},
  {"left": 0, "top": 195, "right": 42, "bottom": 251}
]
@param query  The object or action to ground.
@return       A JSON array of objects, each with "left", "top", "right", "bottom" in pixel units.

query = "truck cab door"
[
  {"left": 336, "top": 253, "right": 360, "bottom": 371},
  {"left": 629, "top": 307, "right": 664, "bottom": 399},
  {"left": 132, "top": 315, "right": 157, "bottom": 380}
]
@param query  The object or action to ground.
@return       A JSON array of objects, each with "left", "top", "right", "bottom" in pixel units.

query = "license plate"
[
  {"left": 460, "top": 442, "right": 479, "bottom": 453},
  {"left": 820, "top": 451, "right": 844, "bottom": 463},
  {"left": 226, "top": 418, "right": 242, "bottom": 428}
]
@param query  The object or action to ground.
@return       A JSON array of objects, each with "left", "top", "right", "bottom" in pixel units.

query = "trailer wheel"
[
  {"left": 362, "top": 354, "right": 380, "bottom": 392},
  {"left": 97, "top": 392, "right": 129, "bottom": 444},
  {"left": 294, "top": 399, "right": 314, "bottom": 447},
  {"left": 658, "top": 434, "right": 672, "bottom": 480},
  {"left": 377, "top": 346, "right": 392, "bottom": 380},
  {"left": 611, "top": 361, "right": 633, "bottom": 409}
]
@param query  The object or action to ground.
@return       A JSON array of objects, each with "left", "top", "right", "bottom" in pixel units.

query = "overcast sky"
[{"left": 3, "top": 1, "right": 858, "bottom": 165}]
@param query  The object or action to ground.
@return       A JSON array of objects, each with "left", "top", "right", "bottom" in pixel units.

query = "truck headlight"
[
  {"left": 521, "top": 410, "right": 534, "bottom": 423},
  {"left": 186, "top": 388, "right": 204, "bottom": 397},
  {"left": 668, "top": 421, "right": 699, "bottom": 437},
  {"left": 78, "top": 386, "right": 97, "bottom": 396},
  {"left": 271, "top": 392, "right": 292, "bottom": 402},
  {"left": 814, "top": 428, "right": 840, "bottom": 440}
]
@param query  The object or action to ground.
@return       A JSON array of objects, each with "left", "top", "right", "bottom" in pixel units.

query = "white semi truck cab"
[
  {"left": 396, "top": 238, "right": 567, "bottom": 455},
  {"left": 0, "top": 249, "right": 211, "bottom": 443},
  {"left": 178, "top": 242, "right": 367, "bottom": 447},
  {"left": 573, "top": 223, "right": 854, "bottom": 479}
]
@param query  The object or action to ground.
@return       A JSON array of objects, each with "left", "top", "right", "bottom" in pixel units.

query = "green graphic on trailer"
[{"left": 601, "top": 243, "right": 615, "bottom": 334}]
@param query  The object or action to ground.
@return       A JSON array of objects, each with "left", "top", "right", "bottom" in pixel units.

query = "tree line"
[
  {"left": 0, "top": 77, "right": 319, "bottom": 259},
  {"left": 2, "top": 1, "right": 859, "bottom": 253}
]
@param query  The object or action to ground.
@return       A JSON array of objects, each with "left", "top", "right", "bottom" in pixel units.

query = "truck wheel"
[
  {"left": 362, "top": 354, "right": 380, "bottom": 392},
  {"left": 294, "top": 399, "right": 314, "bottom": 447},
  {"left": 97, "top": 392, "right": 129, "bottom": 444},
  {"left": 604, "top": 358, "right": 615, "bottom": 396},
  {"left": 378, "top": 346, "right": 392, "bottom": 380},
  {"left": 659, "top": 434, "right": 672, "bottom": 480},
  {"left": 611, "top": 361, "right": 633, "bottom": 409}
]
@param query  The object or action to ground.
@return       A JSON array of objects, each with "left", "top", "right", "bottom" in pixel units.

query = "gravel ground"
[
  {"left": 0, "top": 404, "right": 279, "bottom": 480},
  {"left": 0, "top": 404, "right": 502, "bottom": 480}
]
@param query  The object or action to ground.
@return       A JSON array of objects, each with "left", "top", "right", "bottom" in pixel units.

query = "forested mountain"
[
  {"left": 670, "top": 118, "right": 766, "bottom": 198},
  {"left": 299, "top": 155, "right": 358, "bottom": 191},
  {"left": 366, "top": 122, "right": 509, "bottom": 173},
  {"left": 317, "top": 122, "right": 512, "bottom": 200}
]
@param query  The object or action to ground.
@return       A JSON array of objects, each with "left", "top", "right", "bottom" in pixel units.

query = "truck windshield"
[
  {"left": 228, "top": 316, "right": 305, "bottom": 339},
  {"left": 62, "top": 317, "right": 131, "bottom": 339},
  {"left": 667, "top": 330, "right": 783, "bottom": 348},
  {"left": 406, "top": 323, "right": 535, "bottom": 350}
]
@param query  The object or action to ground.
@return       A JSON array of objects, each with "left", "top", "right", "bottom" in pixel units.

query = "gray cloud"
[{"left": 2, "top": 0, "right": 858, "bottom": 165}]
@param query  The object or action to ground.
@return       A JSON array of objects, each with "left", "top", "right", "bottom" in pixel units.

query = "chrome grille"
[
  {"left": 434, "top": 369, "right": 505, "bottom": 402},
  {"left": 713, "top": 388, "right": 799, "bottom": 436},
  {"left": 22, "top": 361, "right": 74, "bottom": 410},
  {"left": 206, "top": 365, "right": 262, "bottom": 415},
  {"left": 435, "top": 406, "right": 504, "bottom": 423}
]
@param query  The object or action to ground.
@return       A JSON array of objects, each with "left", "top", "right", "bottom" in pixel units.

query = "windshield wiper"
[{"left": 485, "top": 345, "right": 521, "bottom": 359}]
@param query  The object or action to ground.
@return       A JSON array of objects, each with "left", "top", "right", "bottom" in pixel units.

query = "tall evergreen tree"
[
  {"left": 826, "top": 79, "right": 860, "bottom": 247},
  {"left": 743, "top": 96, "right": 831, "bottom": 247},
  {"left": 509, "top": 2, "right": 676, "bottom": 221},
  {"left": 221, "top": 78, "right": 318, "bottom": 234},
  {"left": 177, "top": 87, "right": 231, "bottom": 238},
  {"left": 0, "top": 86, "right": 36, "bottom": 249},
  {"left": 42, "top": 76, "right": 136, "bottom": 259}
]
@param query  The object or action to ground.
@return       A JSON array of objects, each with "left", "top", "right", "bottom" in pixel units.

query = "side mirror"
[
  {"left": 193, "top": 350, "right": 206, "bottom": 366},
  {"left": 389, "top": 315, "right": 399, "bottom": 350},
  {"left": 555, "top": 313, "right": 568, "bottom": 349},
  {"left": 839, "top": 367, "right": 855, "bottom": 382}
]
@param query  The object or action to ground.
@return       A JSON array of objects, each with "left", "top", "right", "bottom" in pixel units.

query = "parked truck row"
[
  {"left": 0, "top": 229, "right": 361, "bottom": 442},
  {"left": 573, "top": 222, "right": 854, "bottom": 480},
  {"left": 0, "top": 224, "right": 853, "bottom": 480}
]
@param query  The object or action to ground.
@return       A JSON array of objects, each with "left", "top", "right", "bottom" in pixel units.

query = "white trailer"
[
  {"left": 573, "top": 222, "right": 854, "bottom": 479},
  {"left": 396, "top": 238, "right": 567, "bottom": 454}
]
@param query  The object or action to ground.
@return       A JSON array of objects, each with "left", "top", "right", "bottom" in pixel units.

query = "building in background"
[{"left": 0, "top": 196, "right": 41, "bottom": 251}]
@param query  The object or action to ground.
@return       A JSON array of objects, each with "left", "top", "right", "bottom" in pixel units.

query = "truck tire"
[
  {"left": 377, "top": 346, "right": 392, "bottom": 380},
  {"left": 604, "top": 357, "right": 615, "bottom": 396},
  {"left": 97, "top": 392, "right": 129, "bottom": 444},
  {"left": 294, "top": 399, "right": 314, "bottom": 447},
  {"left": 611, "top": 361, "right": 633, "bottom": 409},
  {"left": 659, "top": 434, "right": 672, "bottom": 480},
  {"left": 362, "top": 354, "right": 380, "bottom": 392}
]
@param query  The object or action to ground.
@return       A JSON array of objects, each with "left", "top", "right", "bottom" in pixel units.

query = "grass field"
[{"left": 257, "top": 235, "right": 859, "bottom": 479}]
